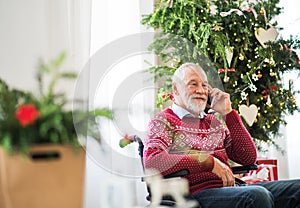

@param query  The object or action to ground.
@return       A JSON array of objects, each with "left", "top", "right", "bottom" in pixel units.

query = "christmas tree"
[{"left": 142, "top": 0, "right": 300, "bottom": 150}]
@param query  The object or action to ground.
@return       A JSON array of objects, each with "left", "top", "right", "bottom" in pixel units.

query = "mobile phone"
[{"left": 207, "top": 93, "right": 212, "bottom": 106}]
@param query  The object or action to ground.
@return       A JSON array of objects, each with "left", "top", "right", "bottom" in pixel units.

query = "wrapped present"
[
  {"left": 256, "top": 159, "right": 278, "bottom": 181},
  {"left": 242, "top": 158, "right": 278, "bottom": 184},
  {"left": 242, "top": 167, "right": 269, "bottom": 184}
]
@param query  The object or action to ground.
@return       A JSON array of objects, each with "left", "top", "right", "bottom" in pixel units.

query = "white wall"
[
  {"left": 0, "top": 0, "right": 48, "bottom": 91},
  {"left": 0, "top": 0, "right": 90, "bottom": 97}
]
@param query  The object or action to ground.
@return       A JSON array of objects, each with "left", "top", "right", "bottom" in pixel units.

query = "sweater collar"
[{"left": 171, "top": 103, "right": 207, "bottom": 120}]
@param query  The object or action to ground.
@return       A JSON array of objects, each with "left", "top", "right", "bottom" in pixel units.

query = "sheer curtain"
[
  {"left": 84, "top": 0, "right": 154, "bottom": 207},
  {"left": 277, "top": 0, "right": 300, "bottom": 179},
  {"left": 264, "top": 0, "right": 300, "bottom": 180}
]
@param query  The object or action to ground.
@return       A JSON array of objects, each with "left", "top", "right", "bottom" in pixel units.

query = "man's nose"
[{"left": 195, "top": 86, "right": 207, "bottom": 94}]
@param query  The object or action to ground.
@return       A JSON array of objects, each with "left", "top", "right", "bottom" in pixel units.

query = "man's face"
[{"left": 176, "top": 68, "right": 209, "bottom": 115}]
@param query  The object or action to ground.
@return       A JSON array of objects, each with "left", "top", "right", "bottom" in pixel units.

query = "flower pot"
[{"left": 0, "top": 144, "right": 85, "bottom": 208}]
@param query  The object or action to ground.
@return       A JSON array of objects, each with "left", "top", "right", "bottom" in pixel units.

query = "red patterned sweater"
[{"left": 143, "top": 108, "right": 257, "bottom": 195}]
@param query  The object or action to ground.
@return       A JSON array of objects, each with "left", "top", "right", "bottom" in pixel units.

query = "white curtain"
[
  {"left": 264, "top": 0, "right": 300, "bottom": 180},
  {"left": 84, "top": 0, "right": 155, "bottom": 207}
]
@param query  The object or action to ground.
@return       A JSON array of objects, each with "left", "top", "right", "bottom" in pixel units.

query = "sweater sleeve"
[
  {"left": 222, "top": 110, "right": 257, "bottom": 165},
  {"left": 143, "top": 116, "right": 214, "bottom": 176}
]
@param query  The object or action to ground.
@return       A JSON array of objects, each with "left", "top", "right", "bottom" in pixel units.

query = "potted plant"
[{"left": 0, "top": 52, "right": 112, "bottom": 208}]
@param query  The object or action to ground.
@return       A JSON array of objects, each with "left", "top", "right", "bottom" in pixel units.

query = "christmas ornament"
[
  {"left": 254, "top": 26, "right": 279, "bottom": 48},
  {"left": 249, "top": 83, "right": 257, "bottom": 92},
  {"left": 241, "top": 91, "right": 248, "bottom": 100},
  {"left": 261, "top": 89, "right": 270, "bottom": 102},
  {"left": 219, "top": 67, "right": 235, "bottom": 83},
  {"left": 260, "top": 8, "right": 265, "bottom": 16},
  {"left": 257, "top": 71, "right": 262, "bottom": 78},
  {"left": 224, "top": 76, "right": 230, "bottom": 82},
  {"left": 213, "top": 25, "right": 222, "bottom": 31},
  {"left": 264, "top": 57, "right": 275, "bottom": 66},
  {"left": 220, "top": 9, "right": 245, "bottom": 17},
  {"left": 239, "top": 104, "right": 258, "bottom": 126},
  {"left": 225, "top": 46, "right": 234, "bottom": 66},
  {"left": 252, "top": 73, "right": 259, "bottom": 81},
  {"left": 266, "top": 95, "right": 272, "bottom": 105},
  {"left": 240, "top": 1, "right": 258, "bottom": 18},
  {"left": 239, "top": 53, "right": 244, "bottom": 60},
  {"left": 169, "top": 0, "right": 173, "bottom": 8},
  {"left": 218, "top": 68, "right": 235, "bottom": 73},
  {"left": 209, "top": 3, "right": 217, "bottom": 15}
]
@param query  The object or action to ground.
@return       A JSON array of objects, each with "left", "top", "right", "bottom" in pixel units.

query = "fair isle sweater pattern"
[{"left": 147, "top": 109, "right": 228, "bottom": 154}]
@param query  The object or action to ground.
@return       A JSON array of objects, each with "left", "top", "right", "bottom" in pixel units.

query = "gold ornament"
[
  {"left": 239, "top": 53, "right": 244, "bottom": 60},
  {"left": 269, "top": 57, "right": 275, "bottom": 66},
  {"left": 260, "top": 8, "right": 265, "bottom": 16},
  {"left": 257, "top": 72, "right": 262, "bottom": 78},
  {"left": 213, "top": 25, "right": 222, "bottom": 31},
  {"left": 291, "top": 95, "right": 297, "bottom": 104},
  {"left": 223, "top": 76, "right": 230, "bottom": 83},
  {"left": 270, "top": 69, "right": 275, "bottom": 76},
  {"left": 279, "top": 43, "right": 284, "bottom": 50}
]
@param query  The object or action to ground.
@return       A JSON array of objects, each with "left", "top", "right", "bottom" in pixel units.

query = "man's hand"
[
  {"left": 207, "top": 87, "right": 232, "bottom": 116},
  {"left": 212, "top": 157, "right": 235, "bottom": 187}
]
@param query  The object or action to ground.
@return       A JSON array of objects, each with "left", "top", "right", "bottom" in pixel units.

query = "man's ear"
[{"left": 172, "top": 83, "right": 179, "bottom": 95}]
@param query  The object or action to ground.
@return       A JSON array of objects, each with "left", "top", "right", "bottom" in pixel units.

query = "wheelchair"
[{"left": 120, "top": 135, "right": 258, "bottom": 207}]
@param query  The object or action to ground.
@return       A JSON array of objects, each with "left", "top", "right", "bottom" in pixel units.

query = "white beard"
[{"left": 185, "top": 95, "right": 206, "bottom": 116}]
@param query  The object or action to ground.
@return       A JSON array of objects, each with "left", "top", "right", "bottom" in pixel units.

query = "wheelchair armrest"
[
  {"left": 142, "top": 169, "right": 190, "bottom": 182},
  {"left": 231, "top": 164, "right": 258, "bottom": 174},
  {"left": 163, "top": 169, "right": 190, "bottom": 179},
  {"left": 162, "top": 164, "right": 257, "bottom": 179}
]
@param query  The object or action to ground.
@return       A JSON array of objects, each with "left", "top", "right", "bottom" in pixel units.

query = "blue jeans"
[{"left": 192, "top": 179, "right": 300, "bottom": 208}]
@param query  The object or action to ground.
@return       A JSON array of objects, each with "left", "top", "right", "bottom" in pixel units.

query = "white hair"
[
  {"left": 172, "top": 63, "right": 204, "bottom": 85},
  {"left": 172, "top": 62, "right": 205, "bottom": 85}
]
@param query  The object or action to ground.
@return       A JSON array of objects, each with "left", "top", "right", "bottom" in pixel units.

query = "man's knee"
[{"left": 243, "top": 186, "right": 274, "bottom": 208}]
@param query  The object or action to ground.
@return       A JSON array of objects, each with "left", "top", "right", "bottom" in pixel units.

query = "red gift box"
[
  {"left": 256, "top": 158, "right": 278, "bottom": 181},
  {"left": 243, "top": 158, "right": 278, "bottom": 184}
]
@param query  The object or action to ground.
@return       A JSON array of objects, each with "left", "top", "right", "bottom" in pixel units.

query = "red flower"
[
  {"left": 119, "top": 134, "right": 133, "bottom": 148},
  {"left": 15, "top": 103, "right": 40, "bottom": 127},
  {"left": 162, "top": 93, "right": 174, "bottom": 101}
]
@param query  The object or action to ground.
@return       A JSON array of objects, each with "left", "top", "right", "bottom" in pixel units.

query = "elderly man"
[{"left": 144, "top": 63, "right": 300, "bottom": 207}]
